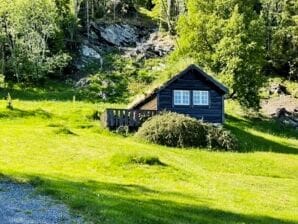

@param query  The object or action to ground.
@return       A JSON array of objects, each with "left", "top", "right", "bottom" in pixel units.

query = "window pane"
[
  {"left": 193, "top": 91, "right": 209, "bottom": 105},
  {"left": 174, "top": 90, "right": 190, "bottom": 105}
]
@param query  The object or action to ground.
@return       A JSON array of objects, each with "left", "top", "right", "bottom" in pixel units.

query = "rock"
[
  {"left": 271, "top": 107, "right": 298, "bottom": 128},
  {"left": 92, "top": 22, "right": 138, "bottom": 47},
  {"left": 269, "top": 84, "right": 289, "bottom": 95},
  {"left": 124, "top": 31, "right": 174, "bottom": 59},
  {"left": 75, "top": 77, "right": 90, "bottom": 88},
  {"left": 273, "top": 107, "right": 291, "bottom": 118},
  {"left": 82, "top": 45, "right": 102, "bottom": 59},
  {"left": 76, "top": 44, "right": 103, "bottom": 69},
  {"left": 89, "top": 22, "right": 173, "bottom": 58},
  {"left": 280, "top": 117, "right": 298, "bottom": 128}
]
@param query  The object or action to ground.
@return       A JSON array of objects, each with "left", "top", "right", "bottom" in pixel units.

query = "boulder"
[
  {"left": 75, "top": 44, "right": 103, "bottom": 69},
  {"left": 271, "top": 107, "right": 298, "bottom": 129},
  {"left": 92, "top": 22, "right": 138, "bottom": 47},
  {"left": 81, "top": 45, "right": 102, "bottom": 60}
]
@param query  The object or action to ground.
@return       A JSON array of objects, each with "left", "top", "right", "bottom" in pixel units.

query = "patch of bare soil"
[{"left": 261, "top": 95, "right": 298, "bottom": 116}]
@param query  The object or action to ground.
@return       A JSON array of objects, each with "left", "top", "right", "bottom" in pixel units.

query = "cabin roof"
[{"left": 129, "top": 64, "right": 228, "bottom": 110}]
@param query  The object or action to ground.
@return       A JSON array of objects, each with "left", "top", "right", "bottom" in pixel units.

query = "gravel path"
[{"left": 0, "top": 181, "right": 83, "bottom": 224}]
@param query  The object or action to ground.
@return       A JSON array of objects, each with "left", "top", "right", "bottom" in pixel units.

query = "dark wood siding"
[{"left": 157, "top": 70, "right": 224, "bottom": 123}]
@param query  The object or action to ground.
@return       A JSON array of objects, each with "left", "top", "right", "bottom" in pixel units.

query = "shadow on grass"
[
  {"left": 227, "top": 114, "right": 298, "bottom": 140},
  {"left": 0, "top": 84, "right": 78, "bottom": 101},
  {"left": 0, "top": 108, "right": 52, "bottom": 119},
  {"left": 17, "top": 175, "right": 295, "bottom": 224},
  {"left": 225, "top": 115, "right": 298, "bottom": 154}
]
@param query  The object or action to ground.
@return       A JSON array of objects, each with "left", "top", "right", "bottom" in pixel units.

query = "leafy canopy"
[{"left": 174, "top": 0, "right": 265, "bottom": 109}]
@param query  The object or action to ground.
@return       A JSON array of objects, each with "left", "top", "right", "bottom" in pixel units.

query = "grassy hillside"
[{"left": 0, "top": 86, "right": 297, "bottom": 224}]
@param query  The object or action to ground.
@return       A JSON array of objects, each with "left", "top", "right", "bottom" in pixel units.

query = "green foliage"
[
  {"left": 0, "top": 0, "right": 296, "bottom": 109},
  {"left": 136, "top": 112, "right": 239, "bottom": 150},
  {"left": 128, "top": 155, "right": 165, "bottom": 166},
  {"left": 206, "top": 126, "right": 238, "bottom": 151},
  {"left": 136, "top": 112, "right": 209, "bottom": 148},
  {"left": 0, "top": 0, "right": 71, "bottom": 83},
  {"left": 0, "top": 74, "right": 5, "bottom": 88},
  {"left": 174, "top": 0, "right": 266, "bottom": 109},
  {"left": 78, "top": 71, "right": 128, "bottom": 102},
  {"left": 110, "top": 153, "right": 165, "bottom": 166},
  {"left": 0, "top": 93, "right": 297, "bottom": 223},
  {"left": 261, "top": 0, "right": 298, "bottom": 80}
]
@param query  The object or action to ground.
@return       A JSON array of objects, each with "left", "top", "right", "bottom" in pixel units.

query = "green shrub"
[
  {"left": 128, "top": 155, "right": 165, "bottom": 166},
  {"left": 136, "top": 112, "right": 208, "bottom": 148},
  {"left": 0, "top": 74, "right": 5, "bottom": 88},
  {"left": 206, "top": 126, "right": 238, "bottom": 151},
  {"left": 110, "top": 153, "right": 165, "bottom": 166},
  {"left": 136, "top": 112, "right": 238, "bottom": 150},
  {"left": 78, "top": 71, "right": 128, "bottom": 102}
]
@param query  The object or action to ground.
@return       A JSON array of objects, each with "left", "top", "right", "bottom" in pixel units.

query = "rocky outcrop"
[
  {"left": 74, "top": 22, "right": 173, "bottom": 74},
  {"left": 75, "top": 42, "right": 103, "bottom": 70},
  {"left": 81, "top": 45, "right": 102, "bottom": 60},
  {"left": 271, "top": 107, "right": 298, "bottom": 129},
  {"left": 101, "top": 24, "right": 138, "bottom": 46},
  {"left": 124, "top": 31, "right": 174, "bottom": 60},
  {"left": 91, "top": 22, "right": 140, "bottom": 47},
  {"left": 90, "top": 22, "right": 174, "bottom": 58}
]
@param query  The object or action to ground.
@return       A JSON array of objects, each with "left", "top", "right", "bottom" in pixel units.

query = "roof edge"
[{"left": 128, "top": 64, "right": 228, "bottom": 109}]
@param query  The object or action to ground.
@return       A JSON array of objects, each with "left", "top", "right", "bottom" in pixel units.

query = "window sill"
[{"left": 172, "top": 105, "right": 210, "bottom": 109}]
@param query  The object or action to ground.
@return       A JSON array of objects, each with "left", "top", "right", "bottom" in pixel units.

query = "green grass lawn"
[{"left": 0, "top": 86, "right": 297, "bottom": 224}]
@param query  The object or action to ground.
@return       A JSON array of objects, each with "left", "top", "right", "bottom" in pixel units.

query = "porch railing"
[{"left": 101, "top": 109, "right": 157, "bottom": 129}]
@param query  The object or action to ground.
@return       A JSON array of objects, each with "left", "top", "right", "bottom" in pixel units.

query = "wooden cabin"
[{"left": 102, "top": 64, "right": 228, "bottom": 129}]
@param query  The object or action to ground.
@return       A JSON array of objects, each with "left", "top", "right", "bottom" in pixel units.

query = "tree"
[
  {"left": 214, "top": 6, "right": 265, "bottom": 108},
  {"left": 261, "top": 0, "right": 298, "bottom": 80},
  {"left": 0, "top": 0, "right": 7, "bottom": 75},
  {"left": 174, "top": 0, "right": 265, "bottom": 109},
  {"left": 151, "top": 0, "right": 185, "bottom": 33},
  {"left": 0, "top": 0, "right": 70, "bottom": 82}
]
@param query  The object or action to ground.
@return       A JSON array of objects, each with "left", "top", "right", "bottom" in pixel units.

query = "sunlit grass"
[{"left": 0, "top": 91, "right": 297, "bottom": 223}]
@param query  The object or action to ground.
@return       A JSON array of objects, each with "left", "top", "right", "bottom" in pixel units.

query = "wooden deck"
[{"left": 101, "top": 108, "right": 157, "bottom": 129}]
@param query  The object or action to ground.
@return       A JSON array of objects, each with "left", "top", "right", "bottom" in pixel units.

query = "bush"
[
  {"left": 136, "top": 112, "right": 208, "bottom": 148},
  {"left": 136, "top": 112, "right": 238, "bottom": 150},
  {"left": 128, "top": 155, "right": 165, "bottom": 166},
  {"left": 206, "top": 126, "right": 238, "bottom": 151},
  {"left": 77, "top": 71, "right": 128, "bottom": 102}
]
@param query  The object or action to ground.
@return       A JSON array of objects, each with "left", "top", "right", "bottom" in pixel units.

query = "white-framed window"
[
  {"left": 173, "top": 90, "right": 190, "bottom": 105},
  {"left": 193, "top": 90, "right": 209, "bottom": 105}
]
